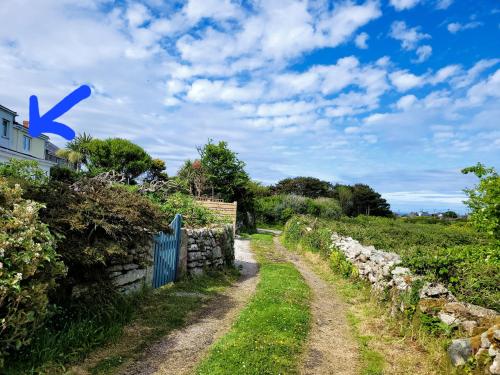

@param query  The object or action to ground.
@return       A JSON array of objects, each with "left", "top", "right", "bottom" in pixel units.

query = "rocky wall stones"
[
  {"left": 330, "top": 232, "right": 500, "bottom": 373},
  {"left": 185, "top": 225, "right": 234, "bottom": 276}
]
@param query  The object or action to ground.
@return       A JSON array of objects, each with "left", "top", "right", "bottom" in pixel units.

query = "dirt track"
[
  {"left": 273, "top": 237, "right": 360, "bottom": 375},
  {"left": 119, "top": 237, "right": 259, "bottom": 375}
]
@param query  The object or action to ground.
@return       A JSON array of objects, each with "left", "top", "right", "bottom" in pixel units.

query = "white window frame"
[
  {"left": 23, "top": 135, "right": 31, "bottom": 152},
  {"left": 1, "top": 119, "right": 8, "bottom": 138}
]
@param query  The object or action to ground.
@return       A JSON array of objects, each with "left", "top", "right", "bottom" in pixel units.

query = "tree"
[
  {"left": 146, "top": 158, "right": 168, "bottom": 182},
  {"left": 56, "top": 132, "right": 93, "bottom": 171},
  {"left": 462, "top": 163, "right": 499, "bottom": 240},
  {"left": 198, "top": 140, "right": 255, "bottom": 230},
  {"left": 333, "top": 184, "right": 353, "bottom": 216},
  {"left": 442, "top": 210, "right": 458, "bottom": 218},
  {"left": 177, "top": 159, "right": 207, "bottom": 196},
  {"left": 273, "top": 177, "right": 334, "bottom": 198},
  {"left": 350, "top": 184, "right": 392, "bottom": 217},
  {"left": 86, "top": 138, "right": 152, "bottom": 183},
  {"left": 198, "top": 140, "right": 249, "bottom": 201}
]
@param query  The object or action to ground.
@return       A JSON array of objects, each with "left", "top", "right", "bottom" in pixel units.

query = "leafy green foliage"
[
  {"left": 150, "top": 192, "right": 227, "bottom": 227},
  {"left": 273, "top": 176, "right": 334, "bottom": 198},
  {"left": 56, "top": 132, "right": 93, "bottom": 170},
  {"left": 0, "top": 179, "right": 66, "bottom": 365},
  {"left": 145, "top": 158, "right": 168, "bottom": 182},
  {"left": 255, "top": 194, "right": 341, "bottom": 225},
  {"left": 0, "top": 160, "right": 47, "bottom": 185},
  {"left": 86, "top": 138, "right": 153, "bottom": 182},
  {"left": 462, "top": 163, "right": 500, "bottom": 241},
  {"left": 25, "top": 178, "right": 169, "bottom": 281},
  {"left": 283, "top": 215, "right": 498, "bottom": 310},
  {"left": 346, "top": 184, "right": 392, "bottom": 217},
  {"left": 198, "top": 140, "right": 255, "bottom": 229}
]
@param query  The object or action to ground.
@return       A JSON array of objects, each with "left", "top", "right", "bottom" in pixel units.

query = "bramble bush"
[{"left": 0, "top": 179, "right": 66, "bottom": 365}]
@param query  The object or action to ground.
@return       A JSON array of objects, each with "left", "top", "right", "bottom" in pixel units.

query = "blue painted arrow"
[{"left": 29, "top": 85, "right": 91, "bottom": 140}]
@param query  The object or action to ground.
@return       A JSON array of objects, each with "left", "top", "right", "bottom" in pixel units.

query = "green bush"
[
  {"left": 0, "top": 160, "right": 47, "bottom": 186},
  {"left": 283, "top": 215, "right": 499, "bottom": 311},
  {"left": 151, "top": 192, "right": 227, "bottom": 228},
  {"left": 24, "top": 177, "right": 169, "bottom": 287},
  {"left": 0, "top": 179, "right": 66, "bottom": 365},
  {"left": 256, "top": 194, "right": 341, "bottom": 225}
]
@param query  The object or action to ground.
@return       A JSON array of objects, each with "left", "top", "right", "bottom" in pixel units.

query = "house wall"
[
  {"left": 0, "top": 107, "right": 15, "bottom": 149},
  {"left": 11, "top": 126, "right": 46, "bottom": 159}
]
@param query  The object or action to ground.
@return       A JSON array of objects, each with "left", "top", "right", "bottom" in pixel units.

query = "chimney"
[{"left": 23, "top": 120, "right": 29, "bottom": 129}]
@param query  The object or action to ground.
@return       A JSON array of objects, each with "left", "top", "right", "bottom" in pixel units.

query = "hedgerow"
[{"left": 283, "top": 215, "right": 499, "bottom": 311}]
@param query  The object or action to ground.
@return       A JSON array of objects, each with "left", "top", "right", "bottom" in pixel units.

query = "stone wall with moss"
[{"left": 330, "top": 233, "right": 500, "bottom": 374}]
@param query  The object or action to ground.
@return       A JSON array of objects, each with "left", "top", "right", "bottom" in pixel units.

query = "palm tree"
[{"left": 56, "top": 132, "right": 93, "bottom": 171}]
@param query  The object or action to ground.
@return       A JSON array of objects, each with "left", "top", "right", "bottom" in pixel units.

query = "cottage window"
[
  {"left": 23, "top": 135, "right": 31, "bottom": 152},
  {"left": 2, "top": 119, "right": 8, "bottom": 138}
]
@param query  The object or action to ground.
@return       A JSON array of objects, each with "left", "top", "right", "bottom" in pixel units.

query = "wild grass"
[
  {"left": 196, "top": 234, "right": 311, "bottom": 375},
  {"left": 5, "top": 270, "right": 238, "bottom": 375}
]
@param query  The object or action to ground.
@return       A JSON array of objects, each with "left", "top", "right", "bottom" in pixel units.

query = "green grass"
[
  {"left": 5, "top": 270, "right": 238, "bottom": 375},
  {"left": 196, "top": 234, "right": 311, "bottom": 375},
  {"left": 255, "top": 221, "right": 285, "bottom": 231}
]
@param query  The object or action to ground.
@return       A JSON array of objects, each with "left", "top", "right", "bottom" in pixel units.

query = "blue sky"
[{"left": 0, "top": 0, "right": 499, "bottom": 213}]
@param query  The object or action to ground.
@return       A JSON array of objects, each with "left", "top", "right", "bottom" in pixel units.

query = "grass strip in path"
[{"left": 196, "top": 233, "right": 311, "bottom": 375}]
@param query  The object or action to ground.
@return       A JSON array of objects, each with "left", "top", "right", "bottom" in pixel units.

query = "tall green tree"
[
  {"left": 273, "top": 177, "right": 334, "bottom": 198},
  {"left": 86, "top": 138, "right": 152, "bottom": 183},
  {"left": 198, "top": 140, "right": 254, "bottom": 229},
  {"left": 198, "top": 140, "right": 249, "bottom": 201},
  {"left": 56, "top": 132, "right": 93, "bottom": 171},
  {"left": 145, "top": 158, "right": 168, "bottom": 182},
  {"left": 349, "top": 184, "right": 392, "bottom": 217},
  {"left": 462, "top": 163, "right": 499, "bottom": 240}
]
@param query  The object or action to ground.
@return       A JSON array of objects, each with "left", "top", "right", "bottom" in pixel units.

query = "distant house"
[{"left": 0, "top": 104, "right": 69, "bottom": 173}]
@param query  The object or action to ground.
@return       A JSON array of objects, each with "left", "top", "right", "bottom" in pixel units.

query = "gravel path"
[
  {"left": 120, "top": 237, "right": 259, "bottom": 375},
  {"left": 273, "top": 237, "right": 360, "bottom": 375}
]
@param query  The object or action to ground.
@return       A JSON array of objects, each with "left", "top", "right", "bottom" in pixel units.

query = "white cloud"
[
  {"left": 435, "top": 0, "right": 453, "bottom": 9},
  {"left": 466, "top": 69, "right": 500, "bottom": 105},
  {"left": 390, "top": 70, "right": 425, "bottom": 91},
  {"left": 415, "top": 45, "right": 432, "bottom": 63},
  {"left": 430, "top": 65, "right": 461, "bottom": 84},
  {"left": 452, "top": 59, "right": 500, "bottom": 88},
  {"left": 396, "top": 94, "right": 417, "bottom": 110},
  {"left": 447, "top": 21, "right": 482, "bottom": 34},
  {"left": 186, "top": 79, "right": 265, "bottom": 103},
  {"left": 182, "top": 0, "right": 241, "bottom": 23},
  {"left": 355, "top": 32, "right": 369, "bottom": 49},
  {"left": 390, "top": 21, "right": 431, "bottom": 51},
  {"left": 389, "top": 0, "right": 420, "bottom": 11}
]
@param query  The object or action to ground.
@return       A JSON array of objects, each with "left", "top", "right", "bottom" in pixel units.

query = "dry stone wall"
[
  {"left": 103, "top": 225, "right": 235, "bottom": 294},
  {"left": 330, "top": 233, "right": 500, "bottom": 374},
  {"left": 185, "top": 225, "right": 235, "bottom": 276}
]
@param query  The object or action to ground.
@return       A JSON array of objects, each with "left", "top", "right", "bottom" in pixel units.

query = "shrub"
[
  {"left": 0, "top": 160, "right": 47, "bottom": 186},
  {"left": 256, "top": 194, "right": 341, "bottom": 225},
  {"left": 151, "top": 192, "right": 226, "bottom": 228},
  {"left": 282, "top": 215, "right": 498, "bottom": 311},
  {"left": 25, "top": 177, "right": 169, "bottom": 286},
  {"left": 0, "top": 179, "right": 66, "bottom": 365}
]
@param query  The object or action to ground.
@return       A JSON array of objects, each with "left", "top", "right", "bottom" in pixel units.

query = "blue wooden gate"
[{"left": 152, "top": 214, "right": 182, "bottom": 288}]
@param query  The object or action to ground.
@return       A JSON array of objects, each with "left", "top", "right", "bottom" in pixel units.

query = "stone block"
[
  {"left": 448, "top": 338, "right": 472, "bottom": 366},
  {"left": 112, "top": 269, "right": 146, "bottom": 287}
]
